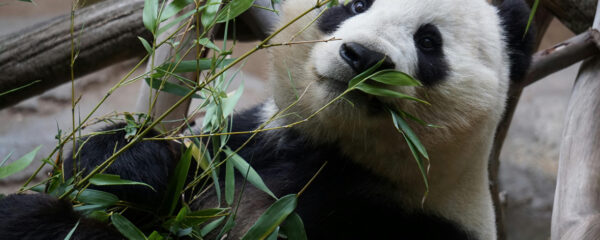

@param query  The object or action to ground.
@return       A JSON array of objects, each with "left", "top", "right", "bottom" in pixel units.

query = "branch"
[
  {"left": 0, "top": 0, "right": 150, "bottom": 109},
  {"left": 521, "top": 29, "right": 600, "bottom": 88}
]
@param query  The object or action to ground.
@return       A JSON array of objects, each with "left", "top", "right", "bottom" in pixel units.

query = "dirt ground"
[{"left": 0, "top": 1, "right": 579, "bottom": 239}]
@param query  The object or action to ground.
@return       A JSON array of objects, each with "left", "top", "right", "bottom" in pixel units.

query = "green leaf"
[
  {"left": 221, "top": 83, "right": 244, "bottom": 118},
  {"left": 215, "top": 0, "right": 253, "bottom": 23},
  {"left": 74, "top": 189, "right": 119, "bottom": 207},
  {"left": 148, "top": 231, "right": 164, "bottom": 240},
  {"left": 404, "top": 135, "right": 429, "bottom": 197},
  {"left": 390, "top": 109, "right": 429, "bottom": 160},
  {"left": 200, "top": 216, "right": 226, "bottom": 237},
  {"left": 225, "top": 155, "right": 235, "bottom": 205},
  {"left": 348, "top": 59, "right": 385, "bottom": 89},
  {"left": 180, "top": 208, "right": 228, "bottom": 226},
  {"left": 19, "top": 0, "right": 34, "bottom": 2},
  {"left": 143, "top": 0, "right": 158, "bottom": 34},
  {"left": 399, "top": 110, "right": 441, "bottom": 128},
  {"left": 280, "top": 213, "right": 307, "bottom": 240},
  {"left": 265, "top": 227, "right": 279, "bottom": 240},
  {"left": 138, "top": 37, "right": 152, "bottom": 53},
  {"left": 370, "top": 70, "right": 422, "bottom": 86},
  {"left": 355, "top": 83, "right": 430, "bottom": 104},
  {"left": 201, "top": 0, "right": 223, "bottom": 28},
  {"left": 111, "top": 213, "right": 147, "bottom": 240},
  {"left": 196, "top": 38, "right": 221, "bottom": 52},
  {"left": 89, "top": 174, "right": 155, "bottom": 191},
  {"left": 163, "top": 145, "right": 193, "bottom": 215},
  {"left": 241, "top": 194, "right": 298, "bottom": 240},
  {"left": 87, "top": 210, "right": 110, "bottom": 223},
  {"left": 524, "top": 0, "right": 539, "bottom": 38},
  {"left": 389, "top": 109, "right": 429, "bottom": 194},
  {"left": 157, "top": 8, "right": 199, "bottom": 36},
  {"left": 144, "top": 78, "right": 202, "bottom": 98},
  {"left": 64, "top": 220, "right": 79, "bottom": 240},
  {"left": 225, "top": 149, "right": 276, "bottom": 199},
  {"left": 160, "top": 0, "right": 194, "bottom": 21},
  {"left": 0, "top": 145, "right": 41, "bottom": 179},
  {"left": 158, "top": 59, "right": 236, "bottom": 73}
]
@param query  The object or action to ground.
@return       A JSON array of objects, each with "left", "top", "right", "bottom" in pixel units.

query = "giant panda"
[{"left": 0, "top": 0, "right": 534, "bottom": 239}]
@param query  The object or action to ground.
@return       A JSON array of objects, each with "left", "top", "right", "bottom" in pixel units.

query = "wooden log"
[
  {"left": 550, "top": 56, "right": 600, "bottom": 240},
  {"left": 0, "top": 0, "right": 150, "bottom": 109}
]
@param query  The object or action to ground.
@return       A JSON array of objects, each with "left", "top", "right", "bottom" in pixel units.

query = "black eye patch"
[
  {"left": 318, "top": 0, "right": 375, "bottom": 34},
  {"left": 413, "top": 24, "right": 449, "bottom": 86}
]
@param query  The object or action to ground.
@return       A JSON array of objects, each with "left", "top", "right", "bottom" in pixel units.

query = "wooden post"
[
  {"left": 550, "top": 56, "right": 600, "bottom": 240},
  {"left": 550, "top": 1, "right": 600, "bottom": 239}
]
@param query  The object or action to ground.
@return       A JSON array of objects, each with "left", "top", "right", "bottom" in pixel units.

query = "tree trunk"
[
  {"left": 550, "top": 57, "right": 600, "bottom": 240},
  {"left": 0, "top": 0, "right": 150, "bottom": 109}
]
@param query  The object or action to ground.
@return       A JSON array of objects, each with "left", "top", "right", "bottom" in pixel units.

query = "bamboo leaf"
[
  {"left": 524, "top": 0, "right": 539, "bottom": 38},
  {"left": 390, "top": 109, "right": 429, "bottom": 160},
  {"left": 63, "top": 220, "right": 79, "bottom": 240},
  {"left": 265, "top": 227, "right": 279, "bottom": 240},
  {"left": 201, "top": 0, "right": 223, "bottom": 28},
  {"left": 225, "top": 149, "right": 276, "bottom": 199},
  {"left": 216, "top": 0, "right": 254, "bottom": 23},
  {"left": 163, "top": 146, "right": 193, "bottom": 215},
  {"left": 157, "top": 59, "right": 236, "bottom": 73},
  {"left": 389, "top": 109, "right": 429, "bottom": 195},
  {"left": 225, "top": 155, "right": 235, "bottom": 205},
  {"left": 111, "top": 213, "right": 147, "bottom": 240},
  {"left": 144, "top": 78, "right": 203, "bottom": 98},
  {"left": 348, "top": 59, "right": 384, "bottom": 89},
  {"left": 160, "top": 0, "right": 194, "bottom": 21},
  {"left": 89, "top": 174, "right": 155, "bottom": 191},
  {"left": 143, "top": 0, "right": 158, "bottom": 34},
  {"left": 242, "top": 195, "right": 298, "bottom": 240},
  {"left": 138, "top": 37, "right": 152, "bottom": 54},
  {"left": 74, "top": 189, "right": 119, "bottom": 207},
  {"left": 221, "top": 83, "right": 244, "bottom": 118},
  {"left": 355, "top": 83, "right": 430, "bottom": 105},
  {"left": 157, "top": 8, "right": 199, "bottom": 35},
  {"left": 0, "top": 146, "right": 41, "bottom": 179},
  {"left": 200, "top": 216, "right": 226, "bottom": 237},
  {"left": 280, "top": 213, "right": 307, "bottom": 240},
  {"left": 370, "top": 70, "right": 422, "bottom": 86},
  {"left": 147, "top": 231, "right": 164, "bottom": 240},
  {"left": 196, "top": 38, "right": 221, "bottom": 52}
]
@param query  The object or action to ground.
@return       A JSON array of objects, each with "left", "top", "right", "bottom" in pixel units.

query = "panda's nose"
[{"left": 340, "top": 42, "right": 395, "bottom": 74}]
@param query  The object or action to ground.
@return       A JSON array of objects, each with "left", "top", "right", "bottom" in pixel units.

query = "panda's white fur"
[{"left": 260, "top": 0, "right": 517, "bottom": 239}]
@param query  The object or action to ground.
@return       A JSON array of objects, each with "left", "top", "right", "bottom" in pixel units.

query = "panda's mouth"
[{"left": 317, "top": 74, "right": 387, "bottom": 114}]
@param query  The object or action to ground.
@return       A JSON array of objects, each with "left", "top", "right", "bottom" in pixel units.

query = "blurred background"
[{"left": 0, "top": 1, "right": 579, "bottom": 239}]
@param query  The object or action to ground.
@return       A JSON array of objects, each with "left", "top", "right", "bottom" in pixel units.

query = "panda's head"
[{"left": 268, "top": 0, "right": 534, "bottom": 147}]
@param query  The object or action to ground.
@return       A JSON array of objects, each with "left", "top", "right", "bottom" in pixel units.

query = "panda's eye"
[
  {"left": 418, "top": 37, "right": 435, "bottom": 50},
  {"left": 351, "top": 0, "right": 367, "bottom": 14}
]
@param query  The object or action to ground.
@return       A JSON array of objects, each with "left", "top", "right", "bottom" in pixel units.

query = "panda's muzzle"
[{"left": 340, "top": 42, "right": 395, "bottom": 76}]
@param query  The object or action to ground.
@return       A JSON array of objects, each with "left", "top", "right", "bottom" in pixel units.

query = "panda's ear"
[{"left": 497, "top": 0, "right": 536, "bottom": 82}]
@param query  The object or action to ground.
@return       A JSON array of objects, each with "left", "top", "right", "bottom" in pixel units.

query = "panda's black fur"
[
  {"left": 0, "top": 0, "right": 535, "bottom": 239},
  {"left": 0, "top": 192, "right": 122, "bottom": 239}
]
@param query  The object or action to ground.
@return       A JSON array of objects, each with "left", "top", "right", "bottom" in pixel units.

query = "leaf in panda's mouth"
[{"left": 345, "top": 59, "right": 433, "bottom": 202}]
